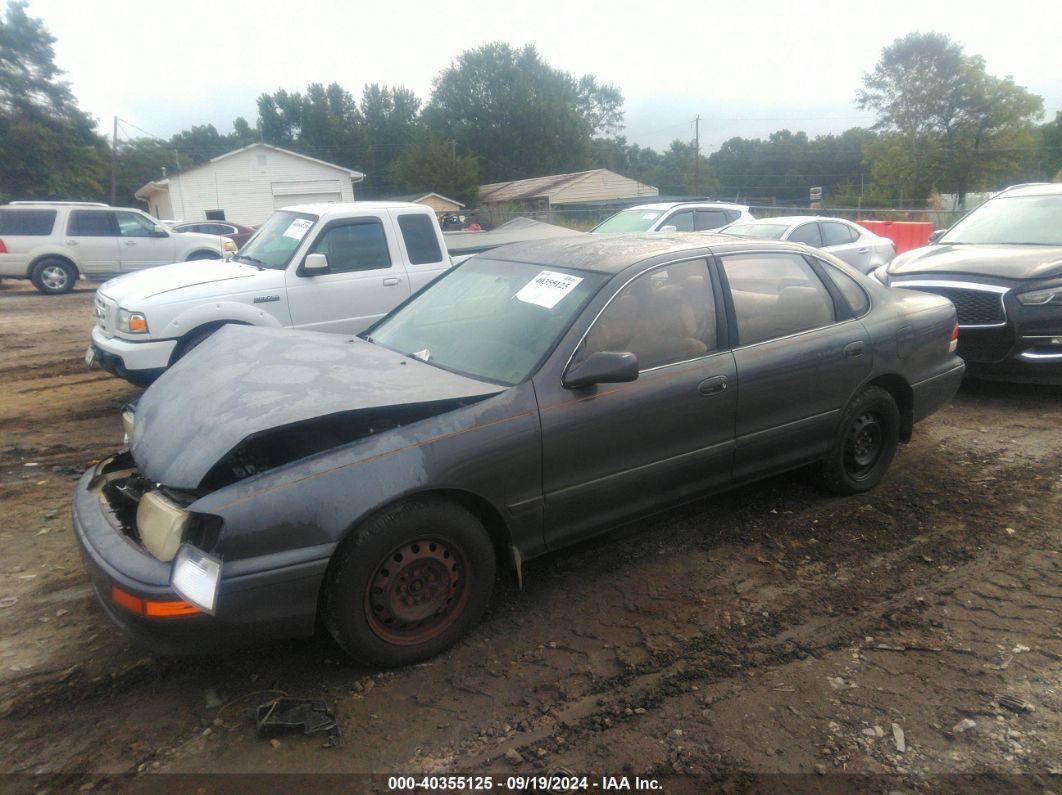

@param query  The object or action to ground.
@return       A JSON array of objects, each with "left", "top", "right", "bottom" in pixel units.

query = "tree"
[
  {"left": 391, "top": 133, "right": 479, "bottom": 206},
  {"left": 1042, "top": 111, "right": 1062, "bottom": 181},
  {"left": 424, "top": 43, "right": 623, "bottom": 182},
  {"left": 858, "top": 32, "right": 1043, "bottom": 206},
  {"left": 358, "top": 84, "right": 420, "bottom": 196},
  {"left": 0, "top": 1, "right": 108, "bottom": 202}
]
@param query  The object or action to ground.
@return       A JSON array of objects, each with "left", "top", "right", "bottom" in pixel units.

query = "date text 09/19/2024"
[{"left": 386, "top": 775, "right": 662, "bottom": 791}]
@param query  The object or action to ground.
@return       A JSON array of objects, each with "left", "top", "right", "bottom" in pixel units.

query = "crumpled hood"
[
  {"left": 99, "top": 260, "right": 263, "bottom": 304},
  {"left": 887, "top": 244, "right": 1062, "bottom": 282},
  {"left": 131, "top": 325, "right": 505, "bottom": 489}
]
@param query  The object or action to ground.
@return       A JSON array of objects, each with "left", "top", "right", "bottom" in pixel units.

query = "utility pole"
[
  {"left": 693, "top": 116, "right": 701, "bottom": 196},
  {"left": 110, "top": 116, "right": 118, "bottom": 206}
]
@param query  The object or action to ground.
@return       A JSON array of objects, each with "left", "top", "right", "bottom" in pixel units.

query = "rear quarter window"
[
  {"left": 0, "top": 209, "right": 57, "bottom": 235},
  {"left": 819, "top": 261, "right": 870, "bottom": 316},
  {"left": 397, "top": 214, "right": 443, "bottom": 265}
]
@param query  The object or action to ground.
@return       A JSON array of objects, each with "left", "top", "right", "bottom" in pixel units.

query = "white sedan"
[{"left": 720, "top": 216, "right": 895, "bottom": 274}]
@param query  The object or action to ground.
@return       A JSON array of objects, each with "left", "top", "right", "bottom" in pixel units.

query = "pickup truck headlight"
[
  {"left": 117, "top": 308, "right": 149, "bottom": 333},
  {"left": 137, "top": 491, "right": 189, "bottom": 562},
  {"left": 1016, "top": 284, "right": 1062, "bottom": 306}
]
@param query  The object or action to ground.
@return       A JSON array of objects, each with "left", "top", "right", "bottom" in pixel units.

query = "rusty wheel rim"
[{"left": 364, "top": 538, "right": 469, "bottom": 646}]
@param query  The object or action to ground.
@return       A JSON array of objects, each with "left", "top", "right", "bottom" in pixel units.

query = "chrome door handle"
[
  {"left": 698, "top": 375, "right": 728, "bottom": 395},
  {"left": 844, "top": 341, "right": 865, "bottom": 358},
  {"left": 858, "top": 247, "right": 869, "bottom": 254},
  {"left": 66, "top": 240, "right": 78, "bottom": 246},
  {"left": 382, "top": 278, "right": 401, "bottom": 286},
  {"left": 124, "top": 241, "right": 136, "bottom": 246}
]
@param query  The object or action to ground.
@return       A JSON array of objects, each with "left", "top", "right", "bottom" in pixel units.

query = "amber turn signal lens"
[
  {"left": 110, "top": 586, "right": 201, "bottom": 617},
  {"left": 128, "top": 315, "right": 148, "bottom": 333}
]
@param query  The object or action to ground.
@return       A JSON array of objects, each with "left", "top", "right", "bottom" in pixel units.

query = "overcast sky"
[{"left": 18, "top": 0, "right": 1062, "bottom": 155}]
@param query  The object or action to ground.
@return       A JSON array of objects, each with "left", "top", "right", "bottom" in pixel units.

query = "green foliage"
[
  {"left": 0, "top": 1, "right": 108, "bottom": 202},
  {"left": 1039, "top": 111, "right": 1062, "bottom": 180},
  {"left": 423, "top": 43, "right": 624, "bottom": 182},
  {"left": 858, "top": 32, "right": 1043, "bottom": 205},
  {"left": 391, "top": 134, "right": 479, "bottom": 206}
]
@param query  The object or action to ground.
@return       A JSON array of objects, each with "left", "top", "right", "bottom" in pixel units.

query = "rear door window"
[
  {"left": 818, "top": 260, "right": 870, "bottom": 316},
  {"left": 821, "top": 221, "right": 856, "bottom": 246},
  {"left": 67, "top": 211, "right": 118, "bottom": 236},
  {"left": 722, "top": 253, "right": 836, "bottom": 346},
  {"left": 397, "top": 214, "right": 443, "bottom": 265},
  {"left": 0, "top": 209, "right": 56, "bottom": 235}
]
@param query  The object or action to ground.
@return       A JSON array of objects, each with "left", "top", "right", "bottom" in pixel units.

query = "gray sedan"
[
  {"left": 73, "top": 234, "right": 963, "bottom": 667},
  {"left": 722, "top": 216, "right": 896, "bottom": 274}
]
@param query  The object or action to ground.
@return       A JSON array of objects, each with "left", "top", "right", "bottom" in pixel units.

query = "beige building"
[
  {"left": 478, "top": 169, "right": 658, "bottom": 222},
  {"left": 390, "top": 192, "right": 466, "bottom": 215},
  {"left": 135, "top": 143, "right": 365, "bottom": 226}
]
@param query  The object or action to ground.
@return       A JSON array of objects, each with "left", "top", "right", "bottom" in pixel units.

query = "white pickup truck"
[{"left": 87, "top": 202, "right": 454, "bottom": 384}]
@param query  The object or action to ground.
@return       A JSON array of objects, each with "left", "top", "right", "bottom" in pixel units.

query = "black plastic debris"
[{"left": 255, "top": 698, "right": 341, "bottom": 747}]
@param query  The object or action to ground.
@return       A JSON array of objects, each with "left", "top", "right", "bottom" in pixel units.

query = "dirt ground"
[{"left": 0, "top": 279, "right": 1059, "bottom": 793}]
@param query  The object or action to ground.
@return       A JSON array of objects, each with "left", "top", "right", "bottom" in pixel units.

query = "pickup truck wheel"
[
  {"left": 814, "top": 386, "right": 899, "bottom": 495},
  {"left": 186, "top": 250, "right": 219, "bottom": 261},
  {"left": 325, "top": 499, "right": 496, "bottom": 668},
  {"left": 31, "top": 258, "right": 77, "bottom": 294},
  {"left": 171, "top": 324, "right": 222, "bottom": 364}
]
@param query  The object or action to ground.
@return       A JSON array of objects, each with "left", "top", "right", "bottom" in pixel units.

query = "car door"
[
  {"left": 115, "top": 211, "right": 177, "bottom": 270},
  {"left": 719, "top": 251, "right": 871, "bottom": 479},
  {"left": 64, "top": 210, "right": 121, "bottom": 275},
  {"left": 536, "top": 258, "right": 737, "bottom": 549},
  {"left": 694, "top": 209, "right": 729, "bottom": 231},
  {"left": 820, "top": 221, "right": 871, "bottom": 272},
  {"left": 285, "top": 214, "right": 410, "bottom": 334}
]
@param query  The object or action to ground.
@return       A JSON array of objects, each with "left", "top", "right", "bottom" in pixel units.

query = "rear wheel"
[
  {"left": 324, "top": 499, "right": 496, "bottom": 667},
  {"left": 31, "top": 258, "right": 77, "bottom": 294},
  {"left": 814, "top": 386, "right": 899, "bottom": 495}
]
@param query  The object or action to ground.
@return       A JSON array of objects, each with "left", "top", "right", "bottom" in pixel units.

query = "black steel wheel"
[
  {"left": 814, "top": 386, "right": 899, "bottom": 495},
  {"left": 325, "top": 499, "right": 495, "bottom": 667}
]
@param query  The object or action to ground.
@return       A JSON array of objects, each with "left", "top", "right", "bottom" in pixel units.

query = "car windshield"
[
  {"left": 941, "top": 194, "right": 1062, "bottom": 245},
  {"left": 722, "top": 223, "right": 788, "bottom": 240},
  {"left": 234, "top": 211, "right": 319, "bottom": 268},
  {"left": 592, "top": 209, "right": 664, "bottom": 232},
  {"left": 368, "top": 258, "right": 607, "bottom": 385}
]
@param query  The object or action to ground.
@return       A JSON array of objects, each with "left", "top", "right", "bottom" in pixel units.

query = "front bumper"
[
  {"left": 89, "top": 326, "right": 176, "bottom": 383},
  {"left": 73, "top": 456, "right": 325, "bottom": 654}
]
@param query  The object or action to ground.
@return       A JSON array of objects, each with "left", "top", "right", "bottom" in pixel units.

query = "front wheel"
[
  {"left": 324, "top": 499, "right": 496, "bottom": 668},
  {"left": 814, "top": 386, "right": 899, "bottom": 495},
  {"left": 186, "top": 250, "right": 220, "bottom": 261},
  {"left": 32, "top": 258, "right": 77, "bottom": 294}
]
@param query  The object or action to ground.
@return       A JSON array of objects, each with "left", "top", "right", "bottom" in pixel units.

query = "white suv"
[
  {"left": 591, "top": 201, "right": 755, "bottom": 233},
  {"left": 0, "top": 202, "right": 235, "bottom": 294}
]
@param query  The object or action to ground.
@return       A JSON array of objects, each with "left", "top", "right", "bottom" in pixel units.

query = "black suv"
[{"left": 872, "top": 183, "right": 1062, "bottom": 384}]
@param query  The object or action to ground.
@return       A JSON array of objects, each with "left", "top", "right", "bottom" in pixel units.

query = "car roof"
[
  {"left": 729, "top": 215, "right": 856, "bottom": 226},
  {"left": 278, "top": 201, "right": 433, "bottom": 217},
  {"left": 994, "top": 183, "right": 1062, "bottom": 198},
  {"left": 623, "top": 201, "right": 749, "bottom": 212},
  {"left": 480, "top": 232, "right": 811, "bottom": 274}
]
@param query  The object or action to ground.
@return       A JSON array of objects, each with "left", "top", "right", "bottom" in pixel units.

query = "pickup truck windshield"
[
  {"left": 941, "top": 195, "right": 1062, "bottom": 246},
  {"left": 369, "top": 258, "right": 606, "bottom": 386},
  {"left": 592, "top": 209, "right": 664, "bottom": 232},
  {"left": 236, "top": 211, "right": 319, "bottom": 269}
]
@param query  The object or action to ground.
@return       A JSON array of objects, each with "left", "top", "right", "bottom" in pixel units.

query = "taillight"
[
  {"left": 949, "top": 322, "right": 959, "bottom": 353},
  {"left": 0, "top": 238, "right": 7, "bottom": 254}
]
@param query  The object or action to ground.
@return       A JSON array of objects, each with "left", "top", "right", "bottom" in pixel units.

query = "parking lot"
[{"left": 0, "top": 279, "right": 1059, "bottom": 789}]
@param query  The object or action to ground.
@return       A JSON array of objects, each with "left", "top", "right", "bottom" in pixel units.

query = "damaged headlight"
[
  {"left": 171, "top": 544, "right": 222, "bottom": 614},
  {"left": 117, "top": 308, "right": 149, "bottom": 334},
  {"left": 121, "top": 404, "right": 135, "bottom": 445},
  {"left": 136, "top": 490, "right": 189, "bottom": 562}
]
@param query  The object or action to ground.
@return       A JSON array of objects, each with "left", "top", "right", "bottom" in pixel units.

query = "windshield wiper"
[{"left": 234, "top": 254, "right": 267, "bottom": 270}]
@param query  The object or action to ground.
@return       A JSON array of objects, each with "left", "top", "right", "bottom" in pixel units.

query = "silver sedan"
[{"left": 721, "top": 216, "right": 895, "bottom": 274}]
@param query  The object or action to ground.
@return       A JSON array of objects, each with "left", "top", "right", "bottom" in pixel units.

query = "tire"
[
  {"left": 170, "top": 324, "right": 222, "bottom": 365},
  {"left": 31, "top": 258, "right": 77, "bottom": 294},
  {"left": 814, "top": 386, "right": 900, "bottom": 495},
  {"left": 186, "top": 250, "right": 220, "bottom": 261},
  {"left": 324, "top": 499, "right": 496, "bottom": 668}
]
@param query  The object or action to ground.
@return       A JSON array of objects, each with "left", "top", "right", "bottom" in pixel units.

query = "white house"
[{"left": 135, "top": 143, "right": 365, "bottom": 226}]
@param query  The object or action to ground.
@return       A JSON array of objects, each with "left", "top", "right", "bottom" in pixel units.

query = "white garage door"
[{"left": 272, "top": 192, "right": 342, "bottom": 210}]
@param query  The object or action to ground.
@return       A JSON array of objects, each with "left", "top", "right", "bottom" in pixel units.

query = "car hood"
[
  {"left": 131, "top": 325, "right": 505, "bottom": 489},
  {"left": 98, "top": 260, "right": 267, "bottom": 304},
  {"left": 887, "top": 244, "right": 1062, "bottom": 281}
]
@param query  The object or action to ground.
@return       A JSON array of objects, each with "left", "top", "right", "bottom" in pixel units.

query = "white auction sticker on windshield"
[
  {"left": 282, "top": 218, "right": 313, "bottom": 240},
  {"left": 516, "top": 271, "right": 584, "bottom": 309}
]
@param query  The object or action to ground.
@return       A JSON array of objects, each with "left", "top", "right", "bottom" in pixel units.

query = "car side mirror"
[
  {"left": 562, "top": 351, "right": 639, "bottom": 389},
  {"left": 152, "top": 224, "right": 169, "bottom": 237},
  {"left": 928, "top": 229, "right": 945, "bottom": 243},
  {"left": 303, "top": 253, "right": 329, "bottom": 273},
  {"left": 659, "top": 225, "right": 678, "bottom": 233}
]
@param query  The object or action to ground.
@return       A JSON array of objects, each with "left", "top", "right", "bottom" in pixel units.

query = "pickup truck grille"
[
  {"left": 894, "top": 281, "right": 1007, "bottom": 327},
  {"left": 94, "top": 293, "right": 118, "bottom": 337}
]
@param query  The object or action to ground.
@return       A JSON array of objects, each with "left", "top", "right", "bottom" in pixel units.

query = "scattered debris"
[
  {"left": 891, "top": 723, "right": 906, "bottom": 753},
  {"left": 255, "top": 698, "right": 341, "bottom": 747},
  {"left": 504, "top": 749, "right": 523, "bottom": 765},
  {"left": 0, "top": 597, "right": 17, "bottom": 609},
  {"left": 998, "top": 695, "right": 1035, "bottom": 714},
  {"left": 204, "top": 689, "right": 223, "bottom": 710},
  {"left": 45, "top": 509, "right": 58, "bottom": 520},
  {"left": 952, "top": 719, "right": 977, "bottom": 735}
]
